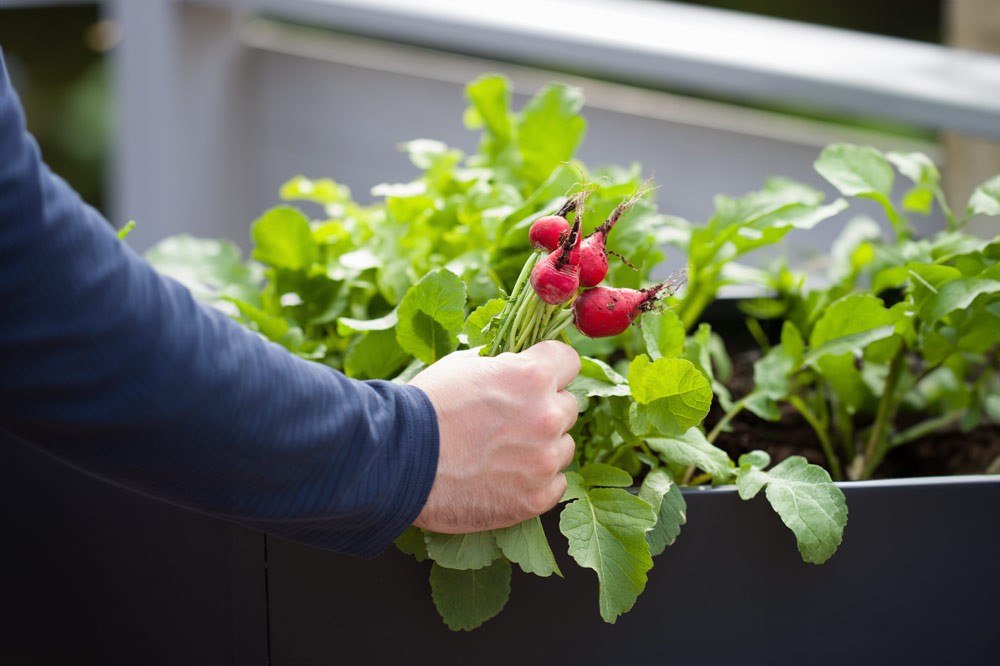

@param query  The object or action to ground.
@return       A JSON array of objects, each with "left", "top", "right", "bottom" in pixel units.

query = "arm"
[{"left": 0, "top": 52, "right": 437, "bottom": 557}]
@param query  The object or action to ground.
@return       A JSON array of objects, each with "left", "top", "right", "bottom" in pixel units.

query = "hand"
[{"left": 409, "top": 340, "right": 581, "bottom": 533}]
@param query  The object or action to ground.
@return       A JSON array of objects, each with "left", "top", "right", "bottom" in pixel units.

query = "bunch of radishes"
[{"left": 485, "top": 186, "right": 679, "bottom": 356}]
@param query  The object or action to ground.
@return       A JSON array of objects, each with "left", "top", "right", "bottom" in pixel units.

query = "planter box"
[
  {"left": 0, "top": 431, "right": 267, "bottom": 666},
  {"left": 265, "top": 476, "right": 1000, "bottom": 666}
]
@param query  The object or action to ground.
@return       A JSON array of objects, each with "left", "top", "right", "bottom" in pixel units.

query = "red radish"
[
  {"left": 530, "top": 219, "right": 583, "bottom": 305},
  {"left": 528, "top": 196, "right": 581, "bottom": 251},
  {"left": 579, "top": 230, "right": 610, "bottom": 287},
  {"left": 529, "top": 215, "right": 571, "bottom": 252},
  {"left": 572, "top": 282, "right": 672, "bottom": 338},
  {"left": 579, "top": 193, "right": 642, "bottom": 287}
]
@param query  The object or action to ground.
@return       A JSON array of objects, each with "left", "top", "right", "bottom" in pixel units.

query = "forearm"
[{"left": 0, "top": 52, "right": 437, "bottom": 557}]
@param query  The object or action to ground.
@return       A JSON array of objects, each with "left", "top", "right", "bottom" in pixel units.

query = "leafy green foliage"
[
  {"left": 152, "top": 78, "right": 1000, "bottom": 633},
  {"left": 424, "top": 530, "right": 501, "bottom": 570},
  {"left": 719, "top": 143, "right": 1000, "bottom": 483},
  {"left": 736, "top": 454, "right": 848, "bottom": 564},
  {"left": 637, "top": 469, "right": 687, "bottom": 556},
  {"left": 395, "top": 268, "right": 467, "bottom": 364},
  {"left": 628, "top": 356, "right": 713, "bottom": 436},
  {"left": 559, "top": 468, "right": 657, "bottom": 623},
  {"left": 430, "top": 559, "right": 512, "bottom": 631},
  {"left": 493, "top": 517, "right": 562, "bottom": 577}
]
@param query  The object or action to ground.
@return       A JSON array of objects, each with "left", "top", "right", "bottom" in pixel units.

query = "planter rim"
[{"left": 681, "top": 473, "right": 1000, "bottom": 496}]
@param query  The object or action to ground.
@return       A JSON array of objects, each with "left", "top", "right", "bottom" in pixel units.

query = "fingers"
[
  {"left": 556, "top": 432, "right": 576, "bottom": 472},
  {"left": 520, "top": 340, "right": 582, "bottom": 390},
  {"left": 556, "top": 389, "right": 581, "bottom": 432}
]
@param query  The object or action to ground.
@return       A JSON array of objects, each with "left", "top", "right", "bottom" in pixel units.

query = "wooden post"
[{"left": 943, "top": 0, "right": 1000, "bottom": 237}]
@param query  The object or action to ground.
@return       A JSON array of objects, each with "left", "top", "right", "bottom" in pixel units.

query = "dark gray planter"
[
  {"left": 0, "top": 431, "right": 266, "bottom": 666},
  {"left": 5, "top": 419, "right": 997, "bottom": 666},
  {"left": 264, "top": 475, "right": 1000, "bottom": 666}
]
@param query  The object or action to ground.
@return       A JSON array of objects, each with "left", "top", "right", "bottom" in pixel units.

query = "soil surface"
[{"left": 707, "top": 350, "right": 1000, "bottom": 479}]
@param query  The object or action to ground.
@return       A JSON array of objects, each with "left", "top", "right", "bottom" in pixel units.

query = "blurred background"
[
  {"left": 2, "top": 2, "right": 999, "bottom": 664},
  {"left": 3, "top": 0, "right": 999, "bottom": 254}
]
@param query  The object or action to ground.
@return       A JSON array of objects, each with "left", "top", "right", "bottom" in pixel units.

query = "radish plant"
[
  {"left": 148, "top": 74, "right": 849, "bottom": 631},
  {"left": 717, "top": 145, "right": 1000, "bottom": 481}
]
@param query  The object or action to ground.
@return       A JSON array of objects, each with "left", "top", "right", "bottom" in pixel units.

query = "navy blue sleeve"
[{"left": 0, "top": 52, "right": 438, "bottom": 558}]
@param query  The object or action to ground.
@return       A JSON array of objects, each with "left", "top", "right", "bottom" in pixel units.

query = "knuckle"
[
  {"left": 519, "top": 357, "right": 548, "bottom": 385},
  {"left": 535, "top": 405, "right": 565, "bottom": 436},
  {"left": 534, "top": 445, "right": 563, "bottom": 477},
  {"left": 526, "top": 488, "right": 556, "bottom": 515}
]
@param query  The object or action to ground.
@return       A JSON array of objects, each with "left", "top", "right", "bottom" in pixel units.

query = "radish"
[
  {"left": 528, "top": 196, "right": 582, "bottom": 252},
  {"left": 572, "top": 282, "right": 671, "bottom": 338},
  {"left": 579, "top": 192, "right": 643, "bottom": 287},
  {"left": 530, "top": 219, "right": 583, "bottom": 305},
  {"left": 529, "top": 215, "right": 571, "bottom": 252}
]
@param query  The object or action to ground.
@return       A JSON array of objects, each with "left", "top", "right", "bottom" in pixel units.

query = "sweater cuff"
[{"left": 355, "top": 381, "right": 439, "bottom": 558}]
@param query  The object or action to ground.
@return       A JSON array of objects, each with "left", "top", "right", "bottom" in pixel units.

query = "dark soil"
[{"left": 707, "top": 350, "right": 1000, "bottom": 479}]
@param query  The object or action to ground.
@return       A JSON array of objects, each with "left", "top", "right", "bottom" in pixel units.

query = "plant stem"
[
  {"left": 859, "top": 345, "right": 907, "bottom": 480},
  {"left": 789, "top": 395, "right": 843, "bottom": 481},
  {"left": 687, "top": 472, "right": 713, "bottom": 486},
  {"left": 489, "top": 253, "right": 538, "bottom": 356},
  {"left": 512, "top": 298, "right": 543, "bottom": 352},
  {"left": 744, "top": 317, "right": 771, "bottom": 353},
  {"left": 889, "top": 411, "right": 963, "bottom": 449},
  {"left": 834, "top": 398, "right": 855, "bottom": 463},
  {"left": 678, "top": 279, "right": 713, "bottom": 332},
  {"left": 706, "top": 398, "right": 747, "bottom": 443}
]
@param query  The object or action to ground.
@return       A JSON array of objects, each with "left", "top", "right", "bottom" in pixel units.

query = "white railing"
[{"left": 192, "top": 0, "right": 1000, "bottom": 138}]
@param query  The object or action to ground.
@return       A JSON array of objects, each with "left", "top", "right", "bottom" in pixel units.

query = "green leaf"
[
  {"left": 641, "top": 309, "right": 686, "bottom": 360},
  {"left": 708, "top": 178, "right": 823, "bottom": 234},
  {"left": 731, "top": 199, "right": 848, "bottom": 254},
  {"left": 336, "top": 309, "right": 398, "bottom": 335},
  {"left": 965, "top": 174, "right": 1000, "bottom": 219},
  {"left": 739, "top": 450, "right": 772, "bottom": 470},
  {"left": 919, "top": 277, "right": 1000, "bottom": 324},
  {"left": 566, "top": 357, "right": 631, "bottom": 407},
  {"left": 280, "top": 176, "right": 350, "bottom": 207},
  {"left": 250, "top": 206, "right": 317, "bottom": 270},
  {"left": 580, "top": 463, "right": 634, "bottom": 489},
  {"left": 809, "top": 293, "right": 898, "bottom": 354},
  {"left": 559, "top": 478, "right": 657, "bottom": 623},
  {"left": 343, "top": 328, "right": 410, "bottom": 380},
  {"left": 683, "top": 323, "right": 733, "bottom": 410},
  {"left": 628, "top": 356, "right": 713, "bottom": 437},
  {"left": 736, "top": 456, "right": 848, "bottom": 564},
  {"left": 647, "top": 428, "right": 734, "bottom": 481},
  {"left": 146, "top": 235, "right": 261, "bottom": 307},
  {"left": 396, "top": 268, "right": 468, "bottom": 365},
  {"left": 464, "top": 297, "right": 506, "bottom": 347},
  {"left": 888, "top": 151, "right": 942, "bottom": 216},
  {"left": 828, "top": 216, "right": 881, "bottom": 285},
  {"left": 754, "top": 321, "right": 804, "bottom": 399},
  {"left": 815, "top": 144, "right": 894, "bottom": 203},
  {"left": 337, "top": 309, "right": 399, "bottom": 336},
  {"left": 424, "top": 530, "right": 501, "bottom": 570},
  {"left": 516, "top": 83, "right": 586, "bottom": 186},
  {"left": 638, "top": 469, "right": 687, "bottom": 556},
  {"left": 805, "top": 294, "right": 900, "bottom": 411},
  {"left": 465, "top": 74, "right": 512, "bottom": 146},
  {"left": 230, "top": 299, "right": 290, "bottom": 343},
  {"left": 394, "top": 526, "right": 428, "bottom": 562},
  {"left": 803, "top": 325, "right": 896, "bottom": 368},
  {"left": 493, "top": 517, "right": 561, "bottom": 577},
  {"left": 430, "top": 559, "right": 511, "bottom": 631}
]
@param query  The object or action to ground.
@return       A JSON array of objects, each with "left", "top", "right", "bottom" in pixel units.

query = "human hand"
[{"left": 409, "top": 340, "right": 582, "bottom": 533}]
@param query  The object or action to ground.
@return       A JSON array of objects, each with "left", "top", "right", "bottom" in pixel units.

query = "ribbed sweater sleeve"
[{"left": 0, "top": 52, "right": 438, "bottom": 557}]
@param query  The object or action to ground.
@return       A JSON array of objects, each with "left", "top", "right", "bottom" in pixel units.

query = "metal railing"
[{"left": 193, "top": 0, "right": 1000, "bottom": 138}]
